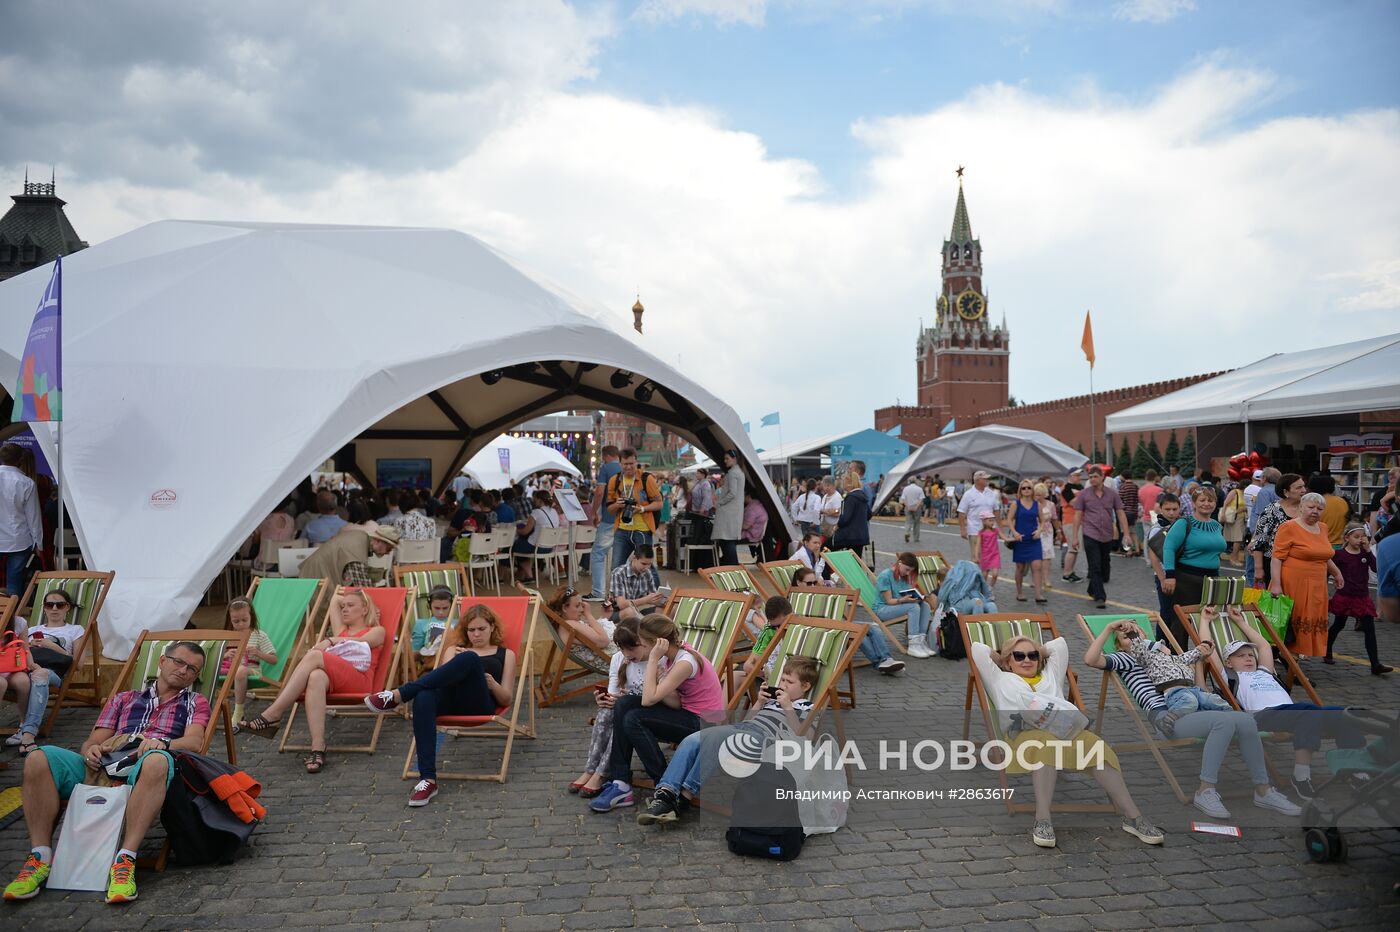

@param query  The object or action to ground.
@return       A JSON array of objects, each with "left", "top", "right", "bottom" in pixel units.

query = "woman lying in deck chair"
[
  {"left": 236, "top": 589, "right": 385, "bottom": 774},
  {"left": 550, "top": 586, "right": 617, "bottom": 670},
  {"left": 1083, "top": 619, "right": 1301, "bottom": 821},
  {"left": 970, "top": 633, "right": 1162, "bottom": 849},
  {"left": 364, "top": 604, "right": 517, "bottom": 807}
]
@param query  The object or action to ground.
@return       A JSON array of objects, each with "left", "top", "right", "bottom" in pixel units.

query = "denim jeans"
[
  {"left": 875, "top": 600, "right": 931, "bottom": 638},
  {"left": 657, "top": 724, "right": 734, "bottom": 796},
  {"left": 589, "top": 523, "right": 616, "bottom": 598},
  {"left": 607, "top": 694, "right": 705, "bottom": 783},
  {"left": 715, "top": 539, "right": 738, "bottom": 565},
  {"left": 2, "top": 547, "right": 34, "bottom": 598},
  {"left": 1166, "top": 710, "right": 1271, "bottom": 786},
  {"left": 1164, "top": 685, "right": 1232, "bottom": 714},
  {"left": 1254, "top": 703, "right": 1367, "bottom": 752},
  {"left": 856, "top": 619, "right": 893, "bottom": 664},
  {"left": 611, "top": 529, "right": 653, "bottom": 577},
  {"left": 21, "top": 668, "right": 61, "bottom": 736},
  {"left": 399, "top": 651, "right": 498, "bottom": 780}
]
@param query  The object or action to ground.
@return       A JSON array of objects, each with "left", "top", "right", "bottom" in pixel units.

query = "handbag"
[
  {"left": 48, "top": 784, "right": 131, "bottom": 891},
  {"left": 0, "top": 631, "right": 30, "bottom": 675},
  {"left": 29, "top": 642, "right": 74, "bottom": 679},
  {"left": 1221, "top": 490, "right": 1241, "bottom": 525},
  {"left": 1255, "top": 591, "right": 1295, "bottom": 641},
  {"left": 1012, "top": 693, "right": 1089, "bottom": 740},
  {"left": 326, "top": 638, "right": 372, "bottom": 672}
]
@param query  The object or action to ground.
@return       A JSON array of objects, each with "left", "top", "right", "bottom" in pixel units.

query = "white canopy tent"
[
  {"left": 874, "top": 425, "right": 1086, "bottom": 512},
  {"left": 0, "top": 220, "right": 795, "bottom": 657},
  {"left": 461, "top": 433, "right": 582, "bottom": 490},
  {"left": 1106, "top": 334, "right": 1400, "bottom": 435}
]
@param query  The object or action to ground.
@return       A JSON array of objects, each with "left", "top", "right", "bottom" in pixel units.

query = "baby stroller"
[{"left": 1300, "top": 708, "right": 1400, "bottom": 875}]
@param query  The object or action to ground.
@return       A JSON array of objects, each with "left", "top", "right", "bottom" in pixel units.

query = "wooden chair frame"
[
  {"left": 401, "top": 593, "right": 540, "bottom": 783},
  {"left": 243, "top": 575, "right": 329, "bottom": 699},
  {"left": 759, "top": 559, "right": 804, "bottom": 594},
  {"left": 699, "top": 564, "right": 773, "bottom": 600},
  {"left": 911, "top": 550, "right": 952, "bottom": 598},
  {"left": 662, "top": 587, "right": 754, "bottom": 698},
  {"left": 392, "top": 562, "right": 472, "bottom": 673},
  {"left": 1176, "top": 602, "right": 1324, "bottom": 707},
  {"left": 821, "top": 549, "right": 911, "bottom": 654},
  {"left": 0, "top": 594, "right": 24, "bottom": 736},
  {"left": 959, "top": 611, "right": 1115, "bottom": 816},
  {"left": 783, "top": 585, "right": 862, "bottom": 708},
  {"left": 19, "top": 570, "right": 116, "bottom": 733},
  {"left": 531, "top": 587, "right": 611, "bottom": 708},
  {"left": 278, "top": 586, "right": 416, "bottom": 754}
]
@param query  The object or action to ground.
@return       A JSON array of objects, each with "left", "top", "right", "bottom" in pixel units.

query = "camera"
[{"left": 620, "top": 497, "right": 637, "bottom": 524}]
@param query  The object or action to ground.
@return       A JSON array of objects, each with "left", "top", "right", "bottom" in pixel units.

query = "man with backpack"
[{"left": 607, "top": 449, "right": 663, "bottom": 571}]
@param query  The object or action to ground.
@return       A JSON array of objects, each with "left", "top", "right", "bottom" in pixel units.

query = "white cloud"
[
  {"left": 634, "top": 0, "right": 768, "bottom": 26},
  {"left": 13, "top": 61, "right": 1400, "bottom": 444},
  {"left": 1113, "top": 0, "right": 1196, "bottom": 24}
]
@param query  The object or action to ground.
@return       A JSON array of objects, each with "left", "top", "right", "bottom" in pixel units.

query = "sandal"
[
  {"left": 1035, "top": 598, "right": 1048, "bottom": 604},
  {"left": 17, "top": 737, "right": 39, "bottom": 757},
  {"left": 236, "top": 714, "right": 281, "bottom": 739},
  {"left": 1016, "top": 595, "right": 1028, "bottom": 602},
  {"left": 305, "top": 750, "right": 326, "bottom": 774}
]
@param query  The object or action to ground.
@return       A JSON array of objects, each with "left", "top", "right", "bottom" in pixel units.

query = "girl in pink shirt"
[{"left": 978, "top": 510, "right": 1003, "bottom": 585}]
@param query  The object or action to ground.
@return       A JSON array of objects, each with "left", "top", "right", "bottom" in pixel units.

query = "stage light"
[
  {"left": 481, "top": 370, "right": 503, "bottom": 385},
  {"left": 610, "top": 370, "right": 634, "bottom": 389},
  {"left": 634, "top": 381, "right": 654, "bottom": 403}
]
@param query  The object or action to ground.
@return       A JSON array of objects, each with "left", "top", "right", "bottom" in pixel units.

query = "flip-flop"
[
  {"left": 1016, "top": 596, "right": 1028, "bottom": 602},
  {"left": 17, "top": 739, "right": 39, "bottom": 757}
]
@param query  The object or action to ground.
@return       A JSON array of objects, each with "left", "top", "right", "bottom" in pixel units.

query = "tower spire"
[{"left": 949, "top": 174, "right": 974, "bottom": 245}]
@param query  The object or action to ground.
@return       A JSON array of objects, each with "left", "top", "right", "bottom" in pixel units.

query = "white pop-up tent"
[
  {"left": 874, "top": 425, "right": 1086, "bottom": 512},
  {"left": 462, "top": 433, "right": 582, "bottom": 490},
  {"left": 0, "top": 220, "right": 795, "bottom": 657}
]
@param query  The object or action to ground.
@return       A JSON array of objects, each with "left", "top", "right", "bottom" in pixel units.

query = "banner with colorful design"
[{"left": 12, "top": 256, "right": 62, "bottom": 422}]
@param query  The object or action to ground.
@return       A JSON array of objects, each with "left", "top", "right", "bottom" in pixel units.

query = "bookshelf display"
[{"left": 1323, "top": 434, "right": 1398, "bottom": 509}]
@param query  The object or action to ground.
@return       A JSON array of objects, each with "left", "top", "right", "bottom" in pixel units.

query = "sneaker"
[
  {"left": 636, "top": 789, "right": 679, "bottom": 825},
  {"left": 589, "top": 782, "right": 635, "bottom": 812},
  {"left": 105, "top": 854, "right": 137, "bottom": 904},
  {"left": 3, "top": 733, "right": 22, "bottom": 747},
  {"left": 364, "top": 690, "right": 401, "bottom": 713},
  {"left": 1290, "top": 777, "right": 1317, "bottom": 800},
  {"left": 1031, "top": 819, "right": 1056, "bottom": 848},
  {"left": 1121, "top": 816, "right": 1164, "bottom": 845},
  {"left": 3, "top": 854, "right": 50, "bottom": 901},
  {"left": 876, "top": 657, "right": 906, "bottom": 675},
  {"left": 906, "top": 635, "right": 935, "bottom": 659},
  {"left": 1062, "top": 573, "right": 1083, "bottom": 583},
  {"left": 408, "top": 779, "right": 438, "bottom": 807},
  {"left": 582, "top": 595, "right": 607, "bottom": 602},
  {"left": 1260, "top": 787, "right": 1304, "bottom": 815},
  {"left": 1193, "top": 788, "right": 1231, "bottom": 820}
]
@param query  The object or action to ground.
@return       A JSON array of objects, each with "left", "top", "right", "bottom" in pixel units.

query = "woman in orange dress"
[{"left": 1270, "top": 493, "right": 1345, "bottom": 658}]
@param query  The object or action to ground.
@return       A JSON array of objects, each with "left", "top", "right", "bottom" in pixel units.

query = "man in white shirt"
[
  {"left": 957, "top": 470, "right": 1001, "bottom": 561},
  {"left": 0, "top": 443, "right": 44, "bottom": 597},
  {"left": 818, "top": 478, "right": 843, "bottom": 541},
  {"left": 899, "top": 481, "right": 927, "bottom": 543},
  {"left": 1242, "top": 469, "right": 1264, "bottom": 513}
]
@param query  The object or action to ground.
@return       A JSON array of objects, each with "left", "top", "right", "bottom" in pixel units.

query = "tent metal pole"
[{"left": 56, "top": 420, "right": 65, "bottom": 569}]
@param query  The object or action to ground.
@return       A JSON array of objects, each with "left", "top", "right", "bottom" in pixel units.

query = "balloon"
[{"left": 1248, "top": 451, "right": 1263, "bottom": 468}]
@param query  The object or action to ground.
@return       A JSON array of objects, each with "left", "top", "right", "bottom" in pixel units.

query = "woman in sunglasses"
[
  {"left": 969, "top": 633, "right": 1162, "bottom": 850},
  {"left": 3, "top": 589, "right": 86, "bottom": 757}
]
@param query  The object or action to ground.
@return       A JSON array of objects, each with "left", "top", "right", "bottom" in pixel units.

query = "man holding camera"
[{"left": 607, "top": 448, "right": 663, "bottom": 572}]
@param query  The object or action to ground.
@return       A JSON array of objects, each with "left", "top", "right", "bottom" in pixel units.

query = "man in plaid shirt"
[
  {"left": 607, "top": 544, "right": 665, "bottom": 622},
  {"left": 5, "top": 641, "right": 212, "bottom": 905}
]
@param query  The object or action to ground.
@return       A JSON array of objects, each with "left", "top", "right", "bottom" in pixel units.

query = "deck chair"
[
  {"left": 401, "top": 593, "right": 540, "bottom": 782},
  {"left": 784, "top": 586, "right": 862, "bottom": 708},
  {"left": 760, "top": 559, "right": 804, "bottom": 593},
  {"left": 19, "top": 570, "right": 116, "bottom": 733},
  {"left": 699, "top": 565, "right": 772, "bottom": 600},
  {"left": 0, "top": 594, "right": 22, "bottom": 737},
  {"left": 394, "top": 563, "right": 472, "bottom": 668},
  {"left": 663, "top": 588, "right": 754, "bottom": 698},
  {"left": 728, "top": 614, "right": 867, "bottom": 745},
  {"left": 1077, "top": 612, "right": 1194, "bottom": 803},
  {"left": 1177, "top": 602, "right": 1324, "bottom": 706},
  {"left": 114, "top": 628, "right": 250, "bottom": 870},
  {"left": 959, "top": 613, "right": 1114, "bottom": 816},
  {"left": 822, "top": 549, "right": 909, "bottom": 654},
  {"left": 912, "top": 551, "right": 951, "bottom": 598},
  {"left": 279, "top": 586, "right": 415, "bottom": 754},
  {"left": 241, "top": 576, "right": 328, "bottom": 699},
  {"left": 532, "top": 587, "right": 611, "bottom": 708}
]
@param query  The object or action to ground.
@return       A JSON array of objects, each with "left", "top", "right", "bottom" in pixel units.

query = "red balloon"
[
  {"left": 1227, "top": 466, "right": 1242, "bottom": 480},
  {"left": 1248, "top": 451, "right": 1263, "bottom": 467}
]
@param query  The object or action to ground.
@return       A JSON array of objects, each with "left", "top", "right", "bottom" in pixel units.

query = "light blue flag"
[
  {"left": 940, "top": 418, "right": 956, "bottom": 435},
  {"left": 760, "top": 411, "right": 781, "bottom": 427},
  {"left": 743, "top": 422, "right": 751, "bottom": 433}
]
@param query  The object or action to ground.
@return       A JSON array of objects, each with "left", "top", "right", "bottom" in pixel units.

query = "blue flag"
[
  {"left": 743, "top": 422, "right": 751, "bottom": 433},
  {"left": 940, "top": 418, "right": 956, "bottom": 435},
  {"left": 760, "top": 411, "right": 781, "bottom": 427}
]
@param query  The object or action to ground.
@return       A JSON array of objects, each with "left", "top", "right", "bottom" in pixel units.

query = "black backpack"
[
  {"left": 725, "top": 762, "right": 804, "bottom": 861},
  {"left": 937, "top": 608, "right": 966, "bottom": 660}
]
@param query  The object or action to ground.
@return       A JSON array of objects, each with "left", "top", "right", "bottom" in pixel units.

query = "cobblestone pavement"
[{"left": 3, "top": 518, "right": 1398, "bottom": 929}]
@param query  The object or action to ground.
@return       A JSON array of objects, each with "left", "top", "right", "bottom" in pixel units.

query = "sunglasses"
[
  {"left": 1010, "top": 650, "right": 1041, "bottom": 662},
  {"left": 43, "top": 601, "right": 70, "bottom": 609}
]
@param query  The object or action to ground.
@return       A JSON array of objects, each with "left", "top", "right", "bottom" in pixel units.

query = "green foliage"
[
  {"left": 1164, "top": 430, "right": 1180, "bottom": 471},
  {"left": 1131, "top": 437, "right": 1153, "bottom": 478},
  {"left": 1147, "top": 437, "right": 1164, "bottom": 473},
  {"left": 1115, "top": 437, "right": 1133, "bottom": 475},
  {"left": 1178, "top": 431, "right": 1197, "bottom": 474}
]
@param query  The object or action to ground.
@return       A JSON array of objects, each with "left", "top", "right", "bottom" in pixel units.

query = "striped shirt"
[
  {"left": 96, "top": 684, "right": 212, "bottom": 740},
  {"left": 610, "top": 562, "right": 661, "bottom": 603},
  {"left": 1102, "top": 652, "right": 1166, "bottom": 712},
  {"left": 744, "top": 698, "right": 814, "bottom": 741}
]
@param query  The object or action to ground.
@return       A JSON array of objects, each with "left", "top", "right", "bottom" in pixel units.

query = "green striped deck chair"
[
  {"left": 394, "top": 563, "right": 471, "bottom": 667},
  {"left": 728, "top": 614, "right": 866, "bottom": 740},
  {"left": 786, "top": 586, "right": 859, "bottom": 625},
  {"left": 1200, "top": 576, "right": 1245, "bottom": 607},
  {"left": 1177, "top": 603, "right": 1322, "bottom": 706},
  {"left": 760, "top": 560, "right": 804, "bottom": 593},
  {"left": 912, "top": 551, "right": 950, "bottom": 598},
  {"left": 242, "top": 576, "right": 327, "bottom": 695},
  {"left": 664, "top": 589, "right": 754, "bottom": 698},
  {"left": 22, "top": 569, "right": 116, "bottom": 731},
  {"left": 117, "top": 628, "right": 249, "bottom": 763},
  {"left": 699, "top": 565, "right": 767, "bottom": 598},
  {"left": 821, "top": 549, "right": 909, "bottom": 654}
]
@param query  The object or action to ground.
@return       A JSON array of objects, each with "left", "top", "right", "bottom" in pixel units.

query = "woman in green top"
[{"left": 1161, "top": 486, "right": 1227, "bottom": 643}]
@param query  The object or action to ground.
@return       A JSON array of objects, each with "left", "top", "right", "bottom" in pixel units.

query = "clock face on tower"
[
  {"left": 936, "top": 294, "right": 948, "bottom": 316},
  {"left": 957, "top": 290, "right": 985, "bottom": 321}
]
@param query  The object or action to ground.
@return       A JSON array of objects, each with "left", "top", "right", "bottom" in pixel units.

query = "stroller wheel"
[{"left": 1305, "top": 826, "right": 1347, "bottom": 863}]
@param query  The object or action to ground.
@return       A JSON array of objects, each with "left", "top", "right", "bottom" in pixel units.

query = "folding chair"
[
  {"left": 19, "top": 570, "right": 116, "bottom": 733},
  {"left": 1177, "top": 602, "right": 1324, "bottom": 706},
  {"left": 464, "top": 532, "right": 499, "bottom": 594},
  {"left": 911, "top": 551, "right": 951, "bottom": 598},
  {"left": 532, "top": 588, "right": 611, "bottom": 708},
  {"left": 525, "top": 526, "right": 571, "bottom": 587},
  {"left": 699, "top": 564, "right": 772, "bottom": 599},
  {"left": 241, "top": 576, "right": 328, "bottom": 699},
  {"left": 570, "top": 524, "right": 597, "bottom": 583},
  {"left": 0, "top": 593, "right": 21, "bottom": 737},
  {"left": 759, "top": 559, "right": 803, "bottom": 593},
  {"left": 822, "top": 549, "right": 910, "bottom": 654},
  {"left": 663, "top": 588, "right": 754, "bottom": 698},
  {"left": 401, "top": 593, "right": 540, "bottom": 782},
  {"left": 394, "top": 563, "right": 471, "bottom": 668},
  {"left": 959, "top": 612, "right": 1114, "bottom": 816},
  {"left": 784, "top": 587, "right": 862, "bottom": 708},
  {"left": 395, "top": 538, "right": 441, "bottom": 565},
  {"left": 114, "top": 628, "right": 250, "bottom": 870},
  {"left": 278, "top": 586, "right": 415, "bottom": 754}
]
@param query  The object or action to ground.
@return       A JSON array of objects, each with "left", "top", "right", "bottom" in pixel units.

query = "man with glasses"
[
  {"left": 4, "top": 642, "right": 212, "bottom": 905},
  {"left": 607, "top": 449, "right": 663, "bottom": 572}
]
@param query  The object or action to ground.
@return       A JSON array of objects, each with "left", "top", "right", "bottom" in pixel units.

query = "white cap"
[
  {"left": 1252, "top": 469, "right": 1264, "bottom": 480},
  {"left": 1224, "top": 639, "right": 1256, "bottom": 658}
]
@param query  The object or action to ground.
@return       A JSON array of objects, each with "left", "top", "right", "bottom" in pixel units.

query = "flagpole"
[
  {"left": 1088, "top": 366, "right": 1096, "bottom": 464},
  {"left": 56, "top": 420, "right": 64, "bottom": 569}
]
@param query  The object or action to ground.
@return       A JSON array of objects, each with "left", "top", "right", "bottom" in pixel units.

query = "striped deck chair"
[
  {"left": 959, "top": 613, "right": 1111, "bottom": 816},
  {"left": 402, "top": 594, "right": 539, "bottom": 783},
  {"left": 664, "top": 588, "right": 754, "bottom": 698},
  {"left": 20, "top": 570, "right": 117, "bottom": 734},
  {"left": 394, "top": 563, "right": 471, "bottom": 670},
  {"left": 114, "top": 628, "right": 250, "bottom": 870},
  {"left": 242, "top": 576, "right": 328, "bottom": 698},
  {"left": 1177, "top": 602, "right": 1323, "bottom": 706},
  {"left": 531, "top": 587, "right": 611, "bottom": 708},
  {"left": 912, "top": 551, "right": 951, "bottom": 598},
  {"left": 699, "top": 565, "right": 770, "bottom": 599},
  {"left": 760, "top": 559, "right": 804, "bottom": 593},
  {"left": 786, "top": 586, "right": 862, "bottom": 706},
  {"left": 728, "top": 614, "right": 866, "bottom": 745},
  {"left": 0, "top": 593, "right": 17, "bottom": 737},
  {"left": 279, "top": 586, "right": 415, "bottom": 754},
  {"left": 1200, "top": 576, "right": 1245, "bottom": 607},
  {"left": 1078, "top": 612, "right": 1194, "bottom": 803},
  {"left": 821, "top": 549, "right": 909, "bottom": 654}
]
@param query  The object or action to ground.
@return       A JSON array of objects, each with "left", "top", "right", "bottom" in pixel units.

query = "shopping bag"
[
  {"left": 1255, "top": 592, "right": 1294, "bottom": 642},
  {"left": 788, "top": 735, "right": 849, "bottom": 836},
  {"left": 1241, "top": 587, "right": 1265, "bottom": 606},
  {"left": 48, "top": 784, "right": 130, "bottom": 891}
]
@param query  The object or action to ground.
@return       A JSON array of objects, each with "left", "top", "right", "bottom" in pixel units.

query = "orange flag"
[{"left": 1081, "top": 310, "right": 1095, "bottom": 368}]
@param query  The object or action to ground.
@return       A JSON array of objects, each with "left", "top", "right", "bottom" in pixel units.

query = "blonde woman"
[
  {"left": 1221, "top": 482, "right": 1249, "bottom": 565},
  {"left": 237, "top": 588, "right": 386, "bottom": 773},
  {"left": 968, "top": 632, "right": 1161, "bottom": 849},
  {"left": 831, "top": 469, "right": 871, "bottom": 558},
  {"left": 1033, "top": 483, "right": 1060, "bottom": 594}
]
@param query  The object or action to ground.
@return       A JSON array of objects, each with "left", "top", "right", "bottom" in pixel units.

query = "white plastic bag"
[
  {"left": 786, "top": 734, "right": 850, "bottom": 836},
  {"left": 49, "top": 783, "right": 130, "bottom": 891}
]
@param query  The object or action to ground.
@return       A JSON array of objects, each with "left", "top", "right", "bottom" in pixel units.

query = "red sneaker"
[
  {"left": 364, "top": 691, "right": 400, "bottom": 713},
  {"left": 408, "top": 779, "right": 438, "bottom": 807}
]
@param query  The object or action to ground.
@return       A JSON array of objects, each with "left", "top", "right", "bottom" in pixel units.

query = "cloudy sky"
[{"left": 3, "top": 0, "right": 1398, "bottom": 443}]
